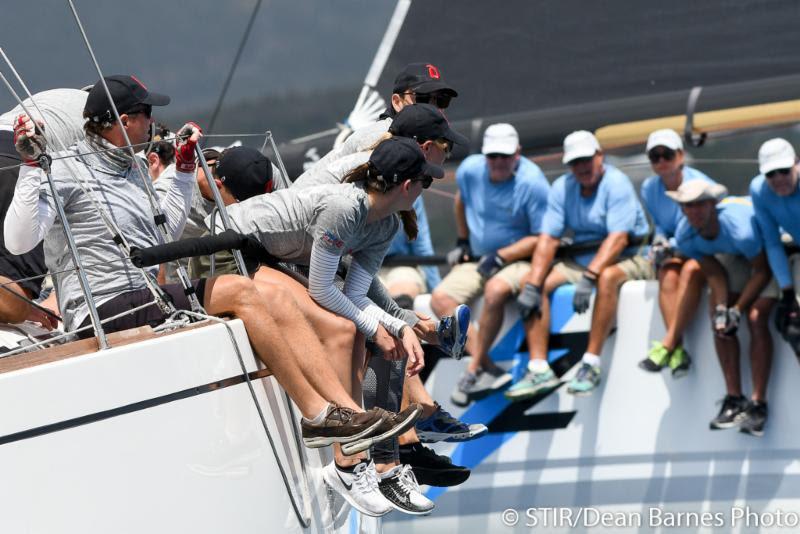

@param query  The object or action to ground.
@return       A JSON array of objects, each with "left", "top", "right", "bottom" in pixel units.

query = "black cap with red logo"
[
  {"left": 392, "top": 63, "right": 458, "bottom": 97},
  {"left": 84, "top": 75, "right": 170, "bottom": 122}
]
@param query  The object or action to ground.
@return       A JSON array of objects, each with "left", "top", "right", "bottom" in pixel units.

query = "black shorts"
[{"left": 77, "top": 279, "right": 207, "bottom": 339}]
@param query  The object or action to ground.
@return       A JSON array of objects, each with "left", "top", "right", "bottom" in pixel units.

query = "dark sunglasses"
[
  {"left": 766, "top": 168, "right": 792, "bottom": 179},
  {"left": 486, "top": 153, "right": 514, "bottom": 160},
  {"left": 126, "top": 104, "right": 152, "bottom": 119},
  {"left": 648, "top": 148, "right": 677, "bottom": 163},
  {"left": 567, "top": 156, "right": 594, "bottom": 166},
  {"left": 412, "top": 175, "right": 433, "bottom": 189},
  {"left": 413, "top": 92, "right": 452, "bottom": 109}
]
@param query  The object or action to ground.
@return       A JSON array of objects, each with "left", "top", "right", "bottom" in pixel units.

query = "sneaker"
[
  {"left": 399, "top": 442, "right": 471, "bottom": 487},
  {"left": 668, "top": 345, "right": 691, "bottom": 378},
  {"left": 450, "top": 366, "right": 512, "bottom": 407},
  {"left": 566, "top": 363, "right": 601, "bottom": 396},
  {"left": 709, "top": 395, "right": 749, "bottom": 430},
  {"left": 438, "top": 304, "right": 470, "bottom": 359},
  {"left": 302, "top": 403, "right": 386, "bottom": 448},
  {"left": 638, "top": 341, "right": 670, "bottom": 372},
  {"left": 340, "top": 403, "right": 422, "bottom": 456},
  {"left": 505, "top": 367, "right": 559, "bottom": 402},
  {"left": 739, "top": 401, "right": 768, "bottom": 437},
  {"left": 378, "top": 464, "right": 435, "bottom": 515},
  {"left": 415, "top": 401, "right": 488, "bottom": 443},
  {"left": 323, "top": 461, "right": 391, "bottom": 517}
]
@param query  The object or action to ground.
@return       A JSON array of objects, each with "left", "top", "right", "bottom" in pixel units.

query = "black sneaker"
[
  {"left": 739, "top": 401, "right": 768, "bottom": 437},
  {"left": 709, "top": 395, "right": 748, "bottom": 430},
  {"left": 399, "top": 442, "right": 471, "bottom": 487},
  {"left": 378, "top": 464, "right": 435, "bottom": 515}
]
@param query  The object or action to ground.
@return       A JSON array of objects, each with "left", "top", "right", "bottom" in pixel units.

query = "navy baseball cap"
[
  {"left": 370, "top": 137, "right": 444, "bottom": 185},
  {"left": 389, "top": 103, "right": 468, "bottom": 147},
  {"left": 84, "top": 75, "right": 170, "bottom": 121},
  {"left": 392, "top": 63, "right": 458, "bottom": 97},
  {"left": 216, "top": 146, "right": 274, "bottom": 201}
]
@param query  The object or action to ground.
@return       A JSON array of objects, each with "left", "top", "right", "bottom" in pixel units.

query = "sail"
[{"left": 278, "top": 0, "right": 800, "bottom": 177}]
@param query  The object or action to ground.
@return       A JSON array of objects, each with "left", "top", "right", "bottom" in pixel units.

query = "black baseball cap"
[
  {"left": 370, "top": 137, "right": 444, "bottom": 185},
  {"left": 216, "top": 146, "right": 274, "bottom": 201},
  {"left": 84, "top": 75, "right": 170, "bottom": 121},
  {"left": 389, "top": 103, "right": 468, "bottom": 147},
  {"left": 392, "top": 63, "right": 458, "bottom": 97}
]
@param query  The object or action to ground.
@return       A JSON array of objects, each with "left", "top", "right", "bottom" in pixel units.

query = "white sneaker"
[
  {"left": 378, "top": 464, "right": 435, "bottom": 515},
  {"left": 323, "top": 461, "right": 392, "bottom": 517}
]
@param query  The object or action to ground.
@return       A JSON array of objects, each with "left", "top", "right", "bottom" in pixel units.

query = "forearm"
[
  {"left": 528, "top": 234, "right": 559, "bottom": 286},
  {"left": 736, "top": 255, "right": 771, "bottom": 310},
  {"left": 346, "top": 260, "right": 409, "bottom": 336},
  {"left": 367, "top": 276, "right": 419, "bottom": 326},
  {"left": 498, "top": 235, "right": 538, "bottom": 263},
  {"left": 5, "top": 166, "right": 53, "bottom": 254},
  {"left": 454, "top": 192, "right": 468, "bottom": 239},
  {"left": 700, "top": 256, "right": 729, "bottom": 307},
  {"left": 159, "top": 170, "right": 195, "bottom": 239},
  {"left": 586, "top": 232, "right": 629, "bottom": 274}
]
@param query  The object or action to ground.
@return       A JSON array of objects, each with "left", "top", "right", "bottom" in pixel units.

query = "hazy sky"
[{"left": 0, "top": 1, "right": 395, "bottom": 115}]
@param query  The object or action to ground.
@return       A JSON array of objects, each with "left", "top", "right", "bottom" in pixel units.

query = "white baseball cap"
[
  {"left": 482, "top": 123, "right": 519, "bottom": 155},
  {"left": 562, "top": 130, "right": 601, "bottom": 164},
  {"left": 646, "top": 129, "right": 683, "bottom": 152},
  {"left": 664, "top": 180, "right": 728, "bottom": 204},
  {"left": 758, "top": 138, "right": 796, "bottom": 175}
]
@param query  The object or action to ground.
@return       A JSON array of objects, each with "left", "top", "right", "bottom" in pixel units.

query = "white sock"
[
  {"left": 529, "top": 359, "right": 550, "bottom": 373},
  {"left": 306, "top": 403, "right": 330, "bottom": 425},
  {"left": 581, "top": 352, "right": 601, "bottom": 368},
  {"left": 378, "top": 464, "right": 401, "bottom": 480}
]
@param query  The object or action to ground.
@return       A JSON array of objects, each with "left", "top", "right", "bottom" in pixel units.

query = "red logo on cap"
[
  {"left": 426, "top": 64, "right": 440, "bottom": 79},
  {"left": 130, "top": 74, "right": 147, "bottom": 90}
]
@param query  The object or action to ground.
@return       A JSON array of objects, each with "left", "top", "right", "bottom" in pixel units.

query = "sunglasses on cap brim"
[{"left": 766, "top": 168, "right": 792, "bottom": 179}]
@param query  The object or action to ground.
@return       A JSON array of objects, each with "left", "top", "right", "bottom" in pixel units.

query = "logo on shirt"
[{"left": 321, "top": 230, "right": 345, "bottom": 249}]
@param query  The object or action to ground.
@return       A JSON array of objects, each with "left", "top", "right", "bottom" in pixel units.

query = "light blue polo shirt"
[
  {"left": 674, "top": 197, "right": 763, "bottom": 261},
  {"left": 540, "top": 164, "right": 650, "bottom": 265},
  {"left": 750, "top": 174, "right": 800, "bottom": 288},
  {"left": 641, "top": 166, "right": 717, "bottom": 240},
  {"left": 386, "top": 196, "right": 442, "bottom": 290},
  {"left": 456, "top": 154, "right": 550, "bottom": 256}
]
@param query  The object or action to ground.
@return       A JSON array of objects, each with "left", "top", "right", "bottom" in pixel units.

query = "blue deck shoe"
[
  {"left": 415, "top": 401, "right": 488, "bottom": 443},
  {"left": 438, "top": 304, "right": 470, "bottom": 359}
]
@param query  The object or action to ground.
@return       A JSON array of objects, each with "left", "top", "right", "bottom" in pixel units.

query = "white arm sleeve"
[
  {"left": 4, "top": 165, "right": 56, "bottom": 254},
  {"left": 307, "top": 243, "right": 379, "bottom": 337},
  {"left": 158, "top": 169, "right": 195, "bottom": 239},
  {"left": 344, "top": 260, "right": 408, "bottom": 337}
]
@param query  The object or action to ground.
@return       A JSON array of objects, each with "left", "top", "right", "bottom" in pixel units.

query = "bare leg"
[
  {"left": 748, "top": 298, "right": 776, "bottom": 402},
  {"left": 710, "top": 292, "right": 742, "bottom": 397},
  {"left": 467, "top": 276, "right": 514, "bottom": 374},
  {"left": 661, "top": 259, "right": 706, "bottom": 351},
  {"left": 656, "top": 262, "right": 682, "bottom": 330},
  {"left": 430, "top": 288, "right": 458, "bottom": 318},
  {"left": 585, "top": 266, "right": 628, "bottom": 356},
  {"left": 203, "top": 275, "right": 360, "bottom": 417},
  {"left": 525, "top": 270, "right": 569, "bottom": 362}
]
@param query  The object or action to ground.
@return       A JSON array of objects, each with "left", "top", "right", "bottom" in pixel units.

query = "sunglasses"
[
  {"left": 486, "top": 153, "right": 514, "bottom": 160},
  {"left": 766, "top": 168, "right": 792, "bottom": 179},
  {"left": 410, "top": 92, "right": 452, "bottom": 109},
  {"left": 648, "top": 148, "right": 677, "bottom": 163},
  {"left": 412, "top": 175, "right": 434, "bottom": 189},
  {"left": 567, "top": 156, "right": 594, "bottom": 166}
]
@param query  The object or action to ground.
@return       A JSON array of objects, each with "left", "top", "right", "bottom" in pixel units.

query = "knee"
[
  {"left": 597, "top": 267, "right": 625, "bottom": 293},
  {"left": 482, "top": 278, "right": 512, "bottom": 308},
  {"left": 430, "top": 289, "right": 452, "bottom": 314},
  {"left": 748, "top": 305, "right": 771, "bottom": 329},
  {"left": 253, "top": 280, "right": 294, "bottom": 311}
]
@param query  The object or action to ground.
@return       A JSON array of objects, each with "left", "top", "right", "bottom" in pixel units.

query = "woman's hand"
[
  {"left": 400, "top": 326, "right": 425, "bottom": 377},
  {"left": 373, "top": 324, "right": 404, "bottom": 360}
]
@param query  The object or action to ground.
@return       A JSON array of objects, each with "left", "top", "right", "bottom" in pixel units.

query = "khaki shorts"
[
  {"left": 552, "top": 255, "right": 654, "bottom": 284},
  {"left": 378, "top": 266, "right": 427, "bottom": 294},
  {"left": 716, "top": 254, "right": 780, "bottom": 299},
  {"left": 436, "top": 261, "right": 530, "bottom": 304}
]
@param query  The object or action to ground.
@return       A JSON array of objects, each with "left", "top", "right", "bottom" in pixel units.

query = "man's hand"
[
  {"left": 175, "top": 122, "right": 203, "bottom": 173},
  {"left": 446, "top": 238, "right": 473, "bottom": 266},
  {"left": 400, "top": 326, "right": 425, "bottom": 377},
  {"left": 516, "top": 283, "right": 543, "bottom": 320},
  {"left": 26, "top": 305, "right": 58, "bottom": 330},
  {"left": 713, "top": 304, "right": 740, "bottom": 337},
  {"left": 477, "top": 251, "right": 506, "bottom": 280},
  {"left": 572, "top": 273, "right": 595, "bottom": 314},
  {"left": 14, "top": 114, "right": 46, "bottom": 166}
]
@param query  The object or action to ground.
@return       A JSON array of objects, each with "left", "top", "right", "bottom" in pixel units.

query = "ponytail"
[{"left": 399, "top": 209, "right": 418, "bottom": 241}]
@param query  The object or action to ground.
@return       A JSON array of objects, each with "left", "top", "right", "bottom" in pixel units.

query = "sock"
[
  {"left": 335, "top": 460, "right": 364, "bottom": 472},
  {"left": 305, "top": 403, "right": 330, "bottom": 425},
  {"left": 529, "top": 359, "right": 550, "bottom": 373},
  {"left": 378, "top": 464, "right": 402, "bottom": 480},
  {"left": 582, "top": 352, "right": 601, "bottom": 368}
]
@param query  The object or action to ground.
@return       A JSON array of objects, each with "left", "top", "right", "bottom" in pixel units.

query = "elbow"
[{"left": 4, "top": 227, "right": 29, "bottom": 256}]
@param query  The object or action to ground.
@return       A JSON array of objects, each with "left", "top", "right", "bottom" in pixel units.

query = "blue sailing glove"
[{"left": 477, "top": 251, "right": 506, "bottom": 280}]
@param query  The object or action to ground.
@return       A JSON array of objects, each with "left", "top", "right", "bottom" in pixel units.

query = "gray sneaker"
[
  {"left": 505, "top": 367, "right": 559, "bottom": 402},
  {"left": 451, "top": 367, "right": 512, "bottom": 407}
]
